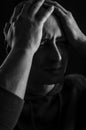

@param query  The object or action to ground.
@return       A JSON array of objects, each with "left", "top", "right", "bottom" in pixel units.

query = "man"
[{"left": 0, "top": 0, "right": 86, "bottom": 129}]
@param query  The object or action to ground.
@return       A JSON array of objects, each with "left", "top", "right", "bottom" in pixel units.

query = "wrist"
[{"left": 12, "top": 40, "right": 36, "bottom": 57}]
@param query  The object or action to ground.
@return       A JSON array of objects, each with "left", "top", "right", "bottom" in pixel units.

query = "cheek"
[
  {"left": 61, "top": 48, "right": 68, "bottom": 61},
  {"left": 32, "top": 44, "right": 68, "bottom": 71},
  {"left": 57, "top": 43, "right": 68, "bottom": 59},
  {"left": 32, "top": 47, "right": 47, "bottom": 66}
]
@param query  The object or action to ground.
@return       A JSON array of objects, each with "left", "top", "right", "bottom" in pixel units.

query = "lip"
[
  {"left": 44, "top": 63, "right": 62, "bottom": 70},
  {"left": 44, "top": 66, "right": 62, "bottom": 74}
]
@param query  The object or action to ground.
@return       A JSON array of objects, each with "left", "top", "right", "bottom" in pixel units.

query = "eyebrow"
[{"left": 41, "top": 36, "right": 66, "bottom": 44}]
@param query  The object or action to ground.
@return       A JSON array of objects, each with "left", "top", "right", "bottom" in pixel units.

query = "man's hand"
[
  {"left": 45, "top": 0, "right": 86, "bottom": 46},
  {"left": 4, "top": 0, "right": 54, "bottom": 53},
  {"left": 56, "top": 3, "right": 86, "bottom": 44}
]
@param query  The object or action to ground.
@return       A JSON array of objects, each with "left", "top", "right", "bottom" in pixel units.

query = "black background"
[{"left": 0, "top": 0, "right": 86, "bottom": 76}]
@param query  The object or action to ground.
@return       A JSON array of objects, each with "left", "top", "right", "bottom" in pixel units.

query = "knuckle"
[
  {"left": 67, "top": 11, "right": 72, "bottom": 17},
  {"left": 11, "top": 4, "right": 24, "bottom": 23},
  {"left": 16, "top": 1, "right": 25, "bottom": 9}
]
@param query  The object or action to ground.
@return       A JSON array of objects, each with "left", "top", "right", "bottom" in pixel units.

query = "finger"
[
  {"left": 10, "top": 1, "right": 25, "bottom": 24},
  {"left": 21, "top": 0, "right": 34, "bottom": 17},
  {"left": 56, "top": 7, "right": 67, "bottom": 17},
  {"left": 3, "top": 23, "right": 11, "bottom": 35},
  {"left": 3, "top": 22, "right": 11, "bottom": 39},
  {"left": 39, "top": 6, "right": 54, "bottom": 24},
  {"left": 45, "top": 0, "right": 68, "bottom": 14},
  {"left": 29, "top": 0, "right": 45, "bottom": 18}
]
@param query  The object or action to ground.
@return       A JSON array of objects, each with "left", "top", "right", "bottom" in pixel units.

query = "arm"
[
  {"left": 0, "top": 0, "right": 54, "bottom": 99},
  {"left": 0, "top": 0, "right": 54, "bottom": 129},
  {"left": 0, "top": 45, "right": 34, "bottom": 99},
  {"left": 0, "top": 87, "right": 24, "bottom": 130}
]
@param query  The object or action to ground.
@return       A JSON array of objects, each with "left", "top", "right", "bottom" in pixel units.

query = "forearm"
[
  {"left": 0, "top": 45, "right": 34, "bottom": 99},
  {"left": 0, "top": 87, "right": 24, "bottom": 130}
]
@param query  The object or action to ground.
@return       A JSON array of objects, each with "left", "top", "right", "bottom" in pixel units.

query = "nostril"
[
  {"left": 47, "top": 49, "right": 62, "bottom": 64},
  {"left": 46, "top": 54, "right": 62, "bottom": 68}
]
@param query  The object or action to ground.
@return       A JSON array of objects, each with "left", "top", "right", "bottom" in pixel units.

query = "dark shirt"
[
  {"left": 0, "top": 74, "right": 86, "bottom": 130},
  {"left": 0, "top": 87, "right": 24, "bottom": 130}
]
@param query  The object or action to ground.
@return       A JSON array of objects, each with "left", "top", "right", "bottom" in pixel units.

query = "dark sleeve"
[
  {"left": 0, "top": 87, "right": 24, "bottom": 130},
  {"left": 64, "top": 74, "right": 86, "bottom": 129}
]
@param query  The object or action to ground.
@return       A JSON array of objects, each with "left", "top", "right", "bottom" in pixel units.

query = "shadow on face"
[{"left": 28, "top": 14, "right": 68, "bottom": 87}]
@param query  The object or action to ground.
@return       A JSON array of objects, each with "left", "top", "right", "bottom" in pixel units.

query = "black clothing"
[
  {"left": 0, "top": 87, "right": 24, "bottom": 130},
  {"left": 0, "top": 74, "right": 86, "bottom": 130}
]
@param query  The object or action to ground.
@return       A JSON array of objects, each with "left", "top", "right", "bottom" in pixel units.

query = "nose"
[
  {"left": 53, "top": 42, "right": 62, "bottom": 61},
  {"left": 49, "top": 38, "right": 62, "bottom": 63}
]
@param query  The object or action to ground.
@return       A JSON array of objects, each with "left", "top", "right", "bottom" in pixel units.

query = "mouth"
[{"left": 44, "top": 66, "right": 62, "bottom": 74}]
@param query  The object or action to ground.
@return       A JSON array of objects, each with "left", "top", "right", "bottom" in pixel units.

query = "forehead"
[{"left": 43, "top": 14, "right": 63, "bottom": 38}]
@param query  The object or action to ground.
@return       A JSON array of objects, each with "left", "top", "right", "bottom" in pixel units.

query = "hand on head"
[
  {"left": 46, "top": 0, "right": 86, "bottom": 46},
  {"left": 4, "top": 0, "right": 55, "bottom": 53},
  {"left": 4, "top": 0, "right": 86, "bottom": 53}
]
